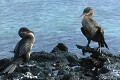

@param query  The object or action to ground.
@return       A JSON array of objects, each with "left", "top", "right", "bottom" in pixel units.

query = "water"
[{"left": 0, "top": 0, "right": 120, "bottom": 59}]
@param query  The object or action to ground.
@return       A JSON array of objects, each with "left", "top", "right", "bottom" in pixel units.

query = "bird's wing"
[
  {"left": 82, "top": 17, "right": 98, "bottom": 32},
  {"left": 88, "top": 18, "right": 99, "bottom": 28},
  {"left": 19, "top": 42, "right": 32, "bottom": 56},
  {"left": 81, "top": 27, "right": 90, "bottom": 38},
  {"left": 89, "top": 18, "right": 105, "bottom": 35}
]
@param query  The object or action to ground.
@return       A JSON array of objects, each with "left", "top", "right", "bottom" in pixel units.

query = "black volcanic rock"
[
  {"left": 51, "top": 43, "right": 68, "bottom": 53},
  {"left": 0, "top": 43, "right": 120, "bottom": 80}
]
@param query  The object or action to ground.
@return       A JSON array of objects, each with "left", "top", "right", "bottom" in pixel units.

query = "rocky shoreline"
[{"left": 0, "top": 43, "right": 120, "bottom": 80}]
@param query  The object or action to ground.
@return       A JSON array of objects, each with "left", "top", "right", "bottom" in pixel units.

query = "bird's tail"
[
  {"left": 96, "top": 27, "right": 109, "bottom": 50},
  {"left": 101, "top": 40, "right": 109, "bottom": 50},
  {"left": 3, "top": 57, "right": 23, "bottom": 74},
  {"left": 3, "top": 64, "right": 17, "bottom": 74}
]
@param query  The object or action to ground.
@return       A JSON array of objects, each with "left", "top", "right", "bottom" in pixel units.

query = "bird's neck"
[
  {"left": 85, "top": 12, "right": 93, "bottom": 18},
  {"left": 25, "top": 33, "right": 35, "bottom": 44}
]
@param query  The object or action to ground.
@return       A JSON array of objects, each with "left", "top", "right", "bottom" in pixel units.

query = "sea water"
[{"left": 0, "top": 0, "right": 120, "bottom": 59}]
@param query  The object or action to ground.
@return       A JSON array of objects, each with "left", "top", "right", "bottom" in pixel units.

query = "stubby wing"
[
  {"left": 81, "top": 27, "right": 91, "bottom": 39},
  {"left": 82, "top": 16, "right": 97, "bottom": 38},
  {"left": 19, "top": 42, "right": 32, "bottom": 57},
  {"left": 90, "top": 18, "right": 99, "bottom": 27},
  {"left": 93, "top": 28, "right": 109, "bottom": 49}
]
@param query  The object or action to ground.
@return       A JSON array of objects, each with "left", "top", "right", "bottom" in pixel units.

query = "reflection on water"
[{"left": 0, "top": 0, "right": 120, "bottom": 59}]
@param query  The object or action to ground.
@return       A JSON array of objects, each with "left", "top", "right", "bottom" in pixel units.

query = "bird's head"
[
  {"left": 81, "top": 7, "right": 94, "bottom": 18},
  {"left": 18, "top": 27, "right": 34, "bottom": 38}
]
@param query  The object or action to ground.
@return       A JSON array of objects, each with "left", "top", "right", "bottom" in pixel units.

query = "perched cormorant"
[
  {"left": 81, "top": 7, "right": 109, "bottom": 54},
  {"left": 3, "top": 27, "right": 35, "bottom": 74}
]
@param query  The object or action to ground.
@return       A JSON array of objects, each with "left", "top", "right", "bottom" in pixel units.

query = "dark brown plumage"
[
  {"left": 3, "top": 27, "right": 35, "bottom": 74},
  {"left": 81, "top": 7, "right": 109, "bottom": 53}
]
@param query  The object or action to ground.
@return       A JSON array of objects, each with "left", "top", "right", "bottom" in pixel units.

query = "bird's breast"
[{"left": 82, "top": 18, "right": 96, "bottom": 37}]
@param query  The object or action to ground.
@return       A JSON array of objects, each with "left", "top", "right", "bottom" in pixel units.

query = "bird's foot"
[
  {"left": 82, "top": 46, "right": 90, "bottom": 55},
  {"left": 82, "top": 49, "right": 86, "bottom": 55},
  {"left": 85, "top": 45, "right": 90, "bottom": 50},
  {"left": 96, "top": 47, "right": 102, "bottom": 53}
]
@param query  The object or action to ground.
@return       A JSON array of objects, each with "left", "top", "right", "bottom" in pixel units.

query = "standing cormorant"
[
  {"left": 3, "top": 27, "right": 35, "bottom": 74},
  {"left": 80, "top": 7, "right": 109, "bottom": 53}
]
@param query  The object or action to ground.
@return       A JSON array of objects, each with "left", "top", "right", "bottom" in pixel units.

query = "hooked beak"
[
  {"left": 29, "top": 30, "right": 34, "bottom": 33},
  {"left": 28, "top": 30, "right": 34, "bottom": 34},
  {"left": 79, "top": 13, "right": 86, "bottom": 18},
  {"left": 22, "top": 30, "right": 34, "bottom": 34}
]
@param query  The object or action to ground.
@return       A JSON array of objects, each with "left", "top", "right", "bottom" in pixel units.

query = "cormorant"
[
  {"left": 3, "top": 27, "right": 35, "bottom": 74},
  {"left": 81, "top": 7, "right": 109, "bottom": 54}
]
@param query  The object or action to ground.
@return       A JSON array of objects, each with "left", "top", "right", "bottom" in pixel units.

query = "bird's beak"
[
  {"left": 26, "top": 30, "right": 34, "bottom": 33},
  {"left": 79, "top": 13, "right": 85, "bottom": 18},
  {"left": 29, "top": 31, "right": 34, "bottom": 33}
]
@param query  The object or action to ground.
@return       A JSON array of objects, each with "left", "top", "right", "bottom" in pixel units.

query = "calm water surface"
[{"left": 0, "top": 0, "right": 120, "bottom": 59}]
